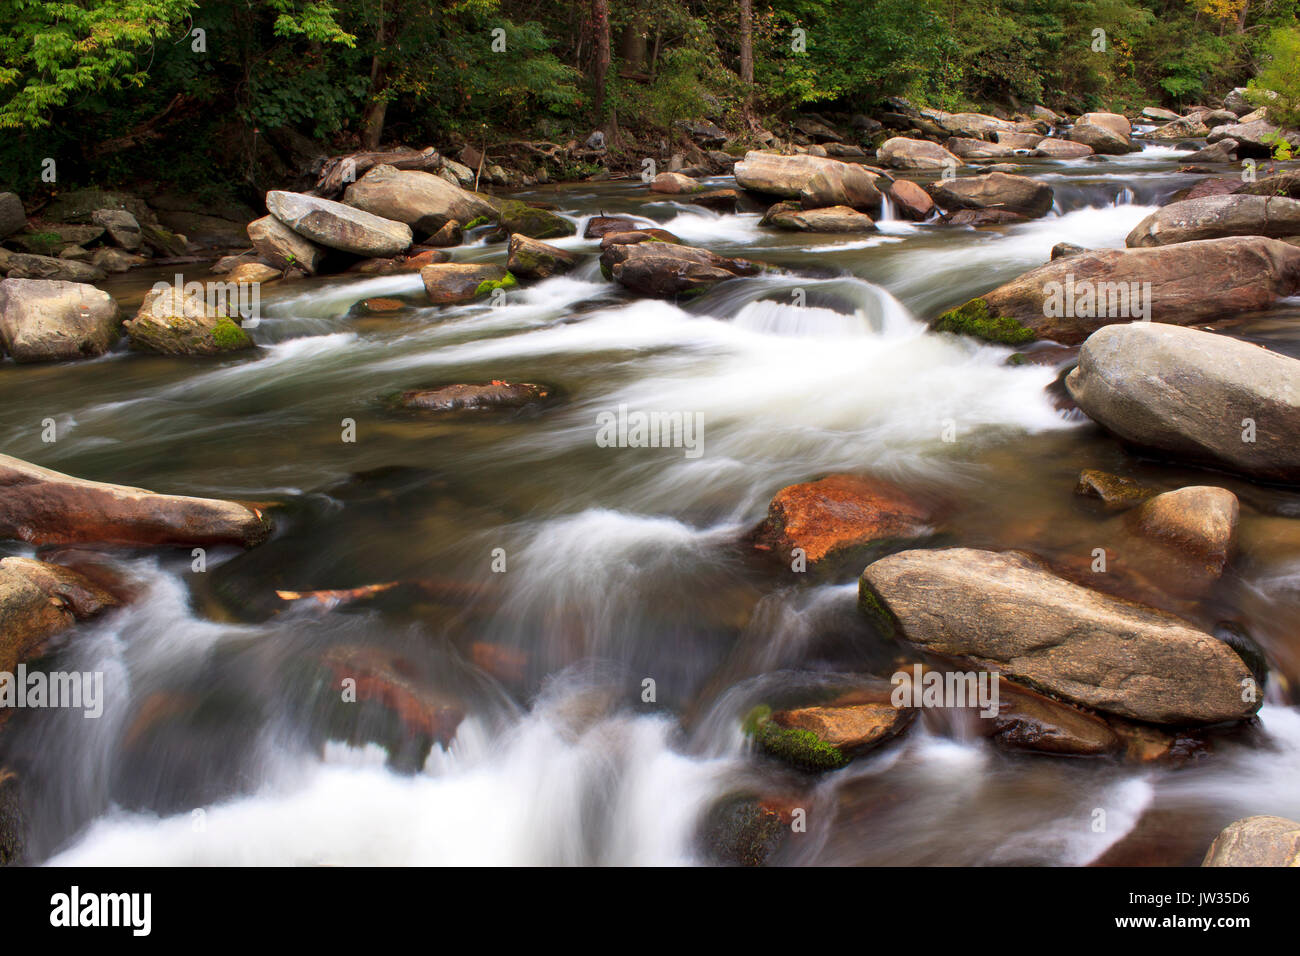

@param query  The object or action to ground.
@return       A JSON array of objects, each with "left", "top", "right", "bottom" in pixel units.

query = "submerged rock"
[
  {"left": 1130, "top": 486, "right": 1239, "bottom": 575},
  {"left": 0, "top": 278, "right": 120, "bottom": 362},
  {"left": 859, "top": 548, "right": 1259, "bottom": 725},
  {"left": 751, "top": 473, "right": 933, "bottom": 568},
  {"left": 1066, "top": 323, "right": 1300, "bottom": 482},
  {"left": 0, "top": 453, "right": 272, "bottom": 548},
  {"left": 1074, "top": 469, "right": 1156, "bottom": 510},
  {"left": 397, "top": 382, "right": 551, "bottom": 412},
  {"left": 600, "top": 241, "right": 761, "bottom": 297}
]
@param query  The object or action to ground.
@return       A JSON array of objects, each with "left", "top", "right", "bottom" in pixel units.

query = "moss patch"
[
  {"left": 857, "top": 580, "right": 897, "bottom": 638},
  {"left": 210, "top": 317, "right": 252, "bottom": 350},
  {"left": 474, "top": 271, "right": 518, "bottom": 297},
  {"left": 934, "top": 298, "right": 1034, "bottom": 345},
  {"left": 754, "top": 722, "right": 848, "bottom": 772},
  {"left": 464, "top": 216, "right": 492, "bottom": 230}
]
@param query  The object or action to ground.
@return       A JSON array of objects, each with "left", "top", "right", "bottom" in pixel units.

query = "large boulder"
[
  {"left": 1207, "top": 119, "right": 1300, "bottom": 158},
  {"left": 124, "top": 286, "right": 255, "bottom": 355},
  {"left": 750, "top": 473, "right": 933, "bottom": 568},
  {"left": 0, "top": 557, "right": 120, "bottom": 676},
  {"left": 1126, "top": 195, "right": 1300, "bottom": 247},
  {"left": 759, "top": 202, "right": 875, "bottom": 232},
  {"left": 1147, "top": 116, "right": 1211, "bottom": 140},
  {"left": 264, "top": 190, "right": 412, "bottom": 257},
  {"left": 877, "top": 137, "right": 962, "bottom": 170},
  {"left": 600, "top": 242, "right": 761, "bottom": 297},
  {"left": 1187, "top": 139, "right": 1238, "bottom": 163},
  {"left": 993, "top": 130, "right": 1044, "bottom": 150},
  {"left": 922, "top": 110, "right": 1020, "bottom": 140},
  {"left": 1141, "top": 107, "right": 1181, "bottom": 122},
  {"left": 1066, "top": 323, "right": 1300, "bottom": 482},
  {"left": 246, "top": 215, "right": 328, "bottom": 274},
  {"left": 419, "top": 263, "right": 515, "bottom": 305},
  {"left": 1223, "top": 88, "right": 1254, "bottom": 117},
  {"left": 933, "top": 237, "right": 1300, "bottom": 345},
  {"left": 506, "top": 234, "right": 578, "bottom": 280},
  {"left": 494, "top": 200, "right": 574, "bottom": 240},
  {"left": 0, "top": 279, "right": 120, "bottom": 362},
  {"left": 1079, "top": 112, "right": 1132, "bottom": 138},
  {"left": 342, "top": 164, "right": 497, "bottom": 236},
  {"left": 732, "top": 152, "right": 881, "bottom": 210},
  {"left": 90, "top": 208, "right": 142, "bottom": 251},
  {"left": 0, "top": 193, "right": 26, "bottom": 239},
  {"left": 1068, "top": 122, "right": 1136, "bottom": 155},
  {"left": 944, "top": 137, "right": 1018, "bottom": 160},
  {"left": 927, "top": 172, "right": 1054, "bottom": 219},
  {"left": 887, "top": 179, "right": 935, "bottom": 220},
  {"left": 649, "top": 172, "right": 704, "bottom": 195},
  {"left": 0, "top": 453, "right": 271, "bottom": 547},
  {"left": 1203, "top": 815, "right": 1300, "bottom": 866},
  {"left": 1033, "top": 138, "right": 1094, "bottom": 159},
  {"left": 859, "top": 548, "right": 1259, "bottom": 724}
]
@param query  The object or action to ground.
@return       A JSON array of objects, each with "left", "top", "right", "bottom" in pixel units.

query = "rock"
[
  {"left": 945, "top": 137, "right": 1018, "bottom": 160},
  {"left": 689, "top": 189, "right": 742, "bottom": 213},
  {"left": 246, "top": 215, "right": 328, "bottom": 274},
  {"left": 1142, "top": 107, "right": 1181, "bottom": 122},
  {"left": 0, "top": 453, "right": 271, "bottom": 547},
  {"left": 750, "top": 473, "right": 932, "bottom": 567},
  {"left": 1031, "top": 105, "right": 1061, "bottom": 124},
  {"left": 124, "top": 286, "right": 255, "bottom": 355},
  {"left": 988, "top": 677, "right": 1120, "bottom": 756},
  {"left": 265, "top": 190, "right": 412, "bottom": 258},
  {"left": 1080, "top": 112, "right": 1132, "bottom": 138},
  {"left": 441, "top": 157, "right": 475, "bottom": 188},
  {"left": 494, "top": 199, "right": 574, "bottom": 240},
  {"left": 1075, "top": 469, "right": 1155, "bottom": 509},
  {"left": 425, "top": 220, "right": 462, "bottom": 247},
  {"left": 1033, "top": 138, "right": 1094, "bottom": 159},
  {"left": 921, "top": 109, "right": 1019, "bottom": 139},
  {"left": 90, "top": 209, "right": 142, "bottom": 251},
  {"left": 1187, "top": 140, "right": 1238, "bottom": 163},
  {"left": 1177, "top": 178, "right": 1241, "bottom": 202},
  {"left": 211, "top": 252, "right": 261, "bottom": 275},
  {"left": 0, "top": 557, "right": 120, "bottom": 676},
  {"left": 877, "top": 137, "right": 962, "bottom": 170},
  {"left": 1200, "top": 109, "right": 1239, "bottom": 127},
  {"left": 597, "top": 229, "right": 681, "bottom": 249},
  {"left": 1051, "top": 242, "right": 1087, "bottom": 260},
  {"left": 90, "top": 248, "right": 146, "bottom": 273},
  {"left": 699, "top": 794, "right": 788, "bottom": 866},
  {"left": 1207, "top": 119, "right": 1299, "bottom": 158},
  {"left": 649, "top": 172, "right": 703, "bottom": 194},
  {"left": 1068, "top": 122, "right": 1136, "bottom": 155},
  {"left": 886, "top": 179, "right": 935, "bottom": 220},
  {"left": 993, "top": 130, "right": 1044, "bottom": 150},
  {"left": 584, "top": 130, "right": 606, "bottom": 150},
  {"left": 227, "top": 262, "right": 280, "bottom": 284},
  {"left": 1236, "top": 171, "right": 1300, "bottom": 201},
  {"left": 139, "top": 223, "right": 189, "bottom": 257},
  {"left": 342, "top": 164, "right": 497, "bottom": 237},
  {"left": 348, "top": 248, "right": 449, "bottom": 275},
  {"left": 927, "top": 172, "right": 1054, "bottom": 219},
  {"left": 746, "top": 694, "right": 913, "bottom": 771},
  {"left": 944, "top": 209, "right": 1027, "bottom": 226},
  {"left": 42, "top": 189, "right": 154, "bottom": 227},
  {"left": 584, "top": 216, "right": 642, "bottom": 239},
  {"left": 1223, "top": 88, "right": 1254, "bottom": 117},
  {"left": 733, "top": 152, "right": 881, "bottom": 210},
  {"left": 398, "top": 382, "right": 551, "bottom": 411},
  {"left": 1066, "top": 323, "right": 1300, "bottom": 482},
  {"left": 934, "top": 237, "right": 1300, "bottom": 344},
  {"left": 0, "top": 278, "right": 120, "bottom": 362},
  {"left": 1148, "top": 116, "right": 1211, "bottom": 140},
  {"left": 0, "top": 193, "right": 25, "bottom": 239},
  {"left": 0, "top": 249, "right": 104, "bottom": 282},
  {"left": 1130, "top": 486, "right": 1239, "bottom": 574},
  {"left": 759, "top": 202, "right": 875, "bottom": 232},
  {"left": 7, "top": 226, "right": 105, "bottom": 256},
  {"left": 506, "top": 234, "right": 578, "bottom": 280},
  {"left": 677, "top": 119, "right": 727, "bottom": 146},
  {"left": 58, "top": 246, "right": 93, "bottom": 263},
  {"left": 1127, "top": 195, "right": 1300, "bottom": 247},
  {"left": 1202, "top": 815, "right": 1300, "bottom": 866},
  {"left": 824, "top": 143, "right": 867, "bottom": 158},
  {"left": 860, "top": 548, "right": 1259, "bottom": 725},
  {"left": 600, "top": 241, "right": 760, "bottom": 297},
  {"left": 419, "top": 263, "right": 515, "bottom": 304}
]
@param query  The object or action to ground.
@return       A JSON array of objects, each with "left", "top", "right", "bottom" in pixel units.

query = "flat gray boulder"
[
  {"left": 1066, "top": 323, "right": 1300, "bottom": 481},
  {"left": 860, "top": 547, "right": 1258, "bottom": 724},
  {"left": 265, "top": 190, "right": 412, "bottom": 258}
]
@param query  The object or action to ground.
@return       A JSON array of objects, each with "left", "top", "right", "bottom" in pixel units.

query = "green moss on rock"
[
  {"left": 754, "top": 722, "right": 848, "bottom": 772},
  {"left": 934, "top": 298, "right": 1034, "bottom": 345},
  {"left": 474, "top": 272, "right": 518, "bottom": 297},
  {"left": 211, "top": 317, "right": 252, "bottom": 350},
  {"left": 858, "top": 579, "right": 897, "bottom": 637}
]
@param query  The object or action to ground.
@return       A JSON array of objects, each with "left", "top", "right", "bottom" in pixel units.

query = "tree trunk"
[
  {"left": 739, "top": 0, "right": 754, "bottom": 85},
  {"left": 592, "top": 0, "right": 611, "bottom": 118}
]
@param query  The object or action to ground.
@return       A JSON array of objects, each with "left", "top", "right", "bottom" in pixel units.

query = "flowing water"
[{"left": 4, "top": 143, "right": 1300, "bottom": 866}]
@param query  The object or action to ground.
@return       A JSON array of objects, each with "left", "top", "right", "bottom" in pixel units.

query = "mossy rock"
[
  {"left": 933, "top": 297, "right": 1034, "bottom": 345},
  {"left": 699, "top": 794, "right": 786, "bottom": 866},
  {"left": 744, "top": 705, "right": 848, "bottom": 772},
  {"left": 474, "top": 272, "right": 518, "bottom": 297},
  {"left": 496, "top": 200, "right": 575, "bottom": 240}
]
